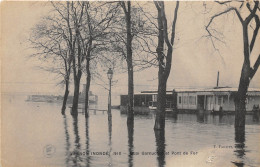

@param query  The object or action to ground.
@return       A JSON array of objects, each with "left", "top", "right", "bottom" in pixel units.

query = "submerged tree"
[
  {"left": 80, "top": 2, "right": 119, "bottom": 117},
  {"left": 108, "top": 1, "right": 157, "bottom": 125},
  {"left": 46, "top": 2, "right": 86, "bottom": 117},
  {"left": 31, "top": 1, "right": 159, "bottom": 119},
  {"left": 153, "top": 1, "right": 179, "bottom": 130},
  {"left": 70, "top": 2, "right": 86, "bottom": 117},
  {"left": 206, "top": 1, "right": 260, "bottom": 128},
  {"left": 119, "top": 1, "right": 135, "bottom": 124},
  {"left": 31, "top": 1, "right": 120, "bottom": 117},
  {"left": 52, "top": 2, "right": 119, "bottom": 117},
  {"left": 30, "top": 4, "right": 74, "bottom": 115}
]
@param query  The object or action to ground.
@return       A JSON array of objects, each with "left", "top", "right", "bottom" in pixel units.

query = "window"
[
  {"left": 189, "top": 96, "right": 192, "bottom": 104},
  {"left": 218, "top": 96, "right": 222, "bottom": 105},
  {"left": 189, "top": 96, "right": 196, "bottom": 105},
  {"left": 183, "top": 96, "right": 187, "bottom": 104},
  {"left": 179, "top": 96, "right": 181, "bottom": 104},
  {"left": 152, "top": 95, "right": 157, "bottom": 102}
]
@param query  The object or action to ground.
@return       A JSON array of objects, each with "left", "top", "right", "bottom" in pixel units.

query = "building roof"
[
  {"left": 174, "top": 87, "right": 260, "bottom": 93},
  {"left": 140, "top": 90, "right": 173, "bottom": 95},
  {"left": 138, "top": 87, "right": 260, "bottom": 96}
]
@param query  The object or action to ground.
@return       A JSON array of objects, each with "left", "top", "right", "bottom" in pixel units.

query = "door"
[
  {"left": 215, "top": 96, "right": 223, "bottom": 111},
  {"left": 207, "top": 96, "right": 213, "bottom": 110},
  {"left": 197, "top": 95, "right": 205, "bottom": 110}
]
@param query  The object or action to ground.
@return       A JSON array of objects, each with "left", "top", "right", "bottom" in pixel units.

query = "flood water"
[{"left": 2, "top": 95, "right": 260, "bottom": 167}]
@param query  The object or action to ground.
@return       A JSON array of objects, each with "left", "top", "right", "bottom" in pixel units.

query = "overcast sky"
[{"left": 1, "top": 1, "right": 260, "bottom": 105}]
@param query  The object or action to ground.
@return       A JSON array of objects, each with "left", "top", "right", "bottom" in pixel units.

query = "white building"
[{"left": 176, "top": 87, "right": 260, "bottom": 112}]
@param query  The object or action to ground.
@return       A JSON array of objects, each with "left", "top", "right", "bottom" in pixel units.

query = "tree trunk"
[
  {"left": 235, "top": 24, "right": 251, "bottom": 128},
  {"left": 85, "top": 58, "right": 91, "bottom": 118},
  {"left": 84, "top": 10, "right": 93, "bottom": 118},
  {"left": 61, "top": 80, "right": 69, "bottom": 115},
  {"left": 154, "top": 2, "right": 167, "bottom": 130},
  {"left": 235, "top": 62, "right": 250, "bottom": 128},
  {"left": 127, "top": 64, "right": 134, "bottom": 125},
  {"left": 125, "top": 1, "right": 134, "bottom": 124},
  {"left": 154, "top": 76, "right": 167, "bottom": 130},
  {"left": 71, "top": 76, "right": 81, "bottom": 117},
  {"left": 71, "top": 36, "right": 82, "bottom": 117}
]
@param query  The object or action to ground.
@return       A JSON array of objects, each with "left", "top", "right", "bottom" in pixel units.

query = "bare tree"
[
  {"left": 206, "top": 1, "right": 260, "bottom": 128},
  {"left": 30, "top": 4, "right": 74, "bottom": 115},
  {"left": 48, "top": 1, "right": 85, "bottom": 117},
  {"left": 31, "top": 2, "right": 120, "bottom": 117},
  {"left": 31, "top": 1, "right": 157, "bottom": 119},
  {"left": 69, "top": 2, "right": 86, "bottom": 117},
  {"left": 106, "top": 1, "right": 157, "bottom": 125},
  {"left": 80, "top": 2, "right": 119, "bottom": 117},
  {"left": 119, "top": 1, "right": 135, "bottom": 125},
  {"left": 153, "top": 1, "right": 179, "bottom": 130}
]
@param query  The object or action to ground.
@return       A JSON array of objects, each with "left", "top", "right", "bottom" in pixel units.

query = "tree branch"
[
  {"left": 206, "top": 7, "right": 243, "bottom": 33},
  {"left": 250, "top": 15, "right": 259, "bottom": 53},
  {"left": 170, "top": 1, "right": 179, "bottom": 45},
  {"left": 250, "top": 54, "right": 260, "bottom": 79},
  {"left": 120, "top": 1, "right": 128, "bottom": 14},
  {"left": 164, "top": 1, "right": 180, "bottom": 79},
  {"left": 160, "top": 2, "right": 172, "bottom": 48},
  {"left": 245, "top": 1, "right": 259, "bottom": 25}
]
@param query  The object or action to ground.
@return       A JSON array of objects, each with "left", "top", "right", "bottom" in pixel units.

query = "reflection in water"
[
  {"left": 108, "top": 116, "right": 112, "bottom": 166},
  {"left": 233, "top": 126, "right": 246, "bottom": 167},
  {"left": 219, "top": 114, "right": 223, "bottom": 123},
  {"left": 172, "top": 113, "right": 260, "bottom": 125},
  {"left": 196, "top": 113, "right": 205, "bottom": 123},
  {"left": 196, "top": 113, "right": 209, "bottom": 123},
  {"left": 253, "top": 112, "right": 260, "bottom": 123},
  {"left": 85, "top": 118, "right": 91, "bottom": 167},
  {"left": 154, "top": 130, "right": 166, "bottom": 167},
  {"left": 63, "top": 115, "right": 71, "bottom": 167},
  {"left": 127, "top": 120, "right": 134, "bottom": 167},
  {"left": 204, "top": 113, "right": 209, "bottom": 123},
  {"left": 72, "top": 116, "right": 82, "bottom": 167},
  {"left": 4, "top": 96, "right": 260, "bottom": 167},
  {"left": 167, "top": 113, "right": 178, "bottom": 123}
]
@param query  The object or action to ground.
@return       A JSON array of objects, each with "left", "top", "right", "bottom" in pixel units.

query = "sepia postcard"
[{"left": 1, "top": 1, "right": 260, "bottom": 167}]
